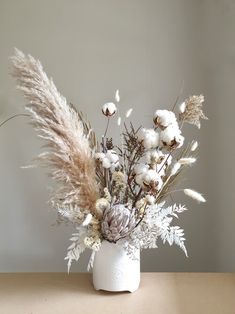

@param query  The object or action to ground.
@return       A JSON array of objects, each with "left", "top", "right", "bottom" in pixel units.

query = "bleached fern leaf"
[
  {"left": 87, "top": 250, "right": 96, "bottom": 271},
  {"left": 65, "top": 227, "right": 86, "bottom": 272},
  {"left": 157, "top": 204, "right": 187, "bottom": 220},
  {"left": 161, "top": 226, "right": 188, "bottom": 257}
]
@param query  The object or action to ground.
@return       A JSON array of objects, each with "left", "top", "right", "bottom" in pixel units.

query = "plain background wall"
[{"left": 0, "top": 0, "right": 234, "bottom": 272}]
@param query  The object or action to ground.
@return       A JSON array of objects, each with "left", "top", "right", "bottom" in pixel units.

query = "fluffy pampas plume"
[
  {"left": 11, "top": 49, "right": 99, "bottom": 220},
  {"left": 184, "top": 189, "right": 206, "bottom": 203}
]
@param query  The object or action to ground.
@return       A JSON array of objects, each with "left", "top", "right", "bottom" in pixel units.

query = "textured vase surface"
[{"left": 92, "top": 240, "right": 140, "bottom": 292}]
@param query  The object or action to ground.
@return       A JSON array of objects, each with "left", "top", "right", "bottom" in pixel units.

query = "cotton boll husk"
[
  {"left": 153, "top": 110, "right": 177, "bottom": 129},
  {"left": 184, "top": 189, "right": 206, "bottom": 203},
  {"left": 102, "top": 102, "right": 117, "bottom": 116}
]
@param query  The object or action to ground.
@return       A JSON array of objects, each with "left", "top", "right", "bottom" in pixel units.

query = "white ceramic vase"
[{"left": 92, "top": 240, "right": 140, "bottom": 293}]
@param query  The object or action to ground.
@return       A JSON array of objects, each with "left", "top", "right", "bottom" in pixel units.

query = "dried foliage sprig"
[{"left": 179, "top": 95, "right": 208, "bottom": 128}]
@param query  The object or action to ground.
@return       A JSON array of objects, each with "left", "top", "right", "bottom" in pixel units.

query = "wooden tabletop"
[{"left": 0, "top": 273, "right": 235, "bottom": 314}]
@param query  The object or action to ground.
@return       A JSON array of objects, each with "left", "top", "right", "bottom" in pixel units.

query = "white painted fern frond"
[
  {"left": 65, "top": 227, "right": 86, "bottom": 272},
  {"left": 161, "top": 225, "right": 188, "bottom": 257},
  {"left": 157, "top": 203, "right": 187, "bottom": 219},
  {"left": 87, "top": 250, "right": 96, "bottom": 271}
]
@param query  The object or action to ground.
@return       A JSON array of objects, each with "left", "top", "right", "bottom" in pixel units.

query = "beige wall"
[{"left": 0, "top": 0, "right": 234, "bottom": 272}]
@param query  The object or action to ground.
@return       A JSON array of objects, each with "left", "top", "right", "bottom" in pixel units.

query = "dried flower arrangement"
[{"left": 11, "top": 49, "right": 207, "bottom": 271}]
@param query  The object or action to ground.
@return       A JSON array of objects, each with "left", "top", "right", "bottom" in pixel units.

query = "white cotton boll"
[
  {"left": 146, "top": 150, "right": 164, "bottom": 164},
  {"left": 179, "top": 101, "right": 186, "bottom": 113},
  {"left": 145, "top": 195, "right": 156, "bottom": 205},
  {"left": 179, "top": 157, "right": 196, "bottom": 165},
  {"left": 160, "top": 125, "right": 184, "bottom": 149},
  {"left": 160, "top": 125, "right": 176, "bottom": 143},
  {"left": 175, "top": 134, "right": 184, "bottom": 148},
  {"left": 144, "top": 135, "right": 159, "bottom": 149},
  {"left": 115, "top": 89, "right": 120, "bottom": 102},
  {"left": 191, "top": 141, "right": 198, "bottom": 152},
  {"left": 142, "top": 170, "right": 163, "bottom": 189},
  {"left": 125, "top": 108, "right": 133, "bottom": 118},
  {"left": 102, "top": 102, "right": 117, "bottom": 116},
  {"left": 153, "top": 110, "right": 177, "bottom": 129},
  {"left": 143, "top": 169, "right": 158, "bottom": 182},
  {"left": 95, "top": 152, "right": 105, "bottom": 161},
  {"left": 138, "top": 128, "right": 146, "bottom": 141},
  {"left": 102, "top": 157, "right": 111, "bottom": 169},
  {"left": 110, "top": 162, "right": 120, "bottom": 172},
  {"left": 106, "top": 150, "right": 119, "bottom": 164},
  {"left": 138, "top": 128, "right": 159, "bottom": 149},
  {"left": 160, "top": 125, "right": 180, "bottom": 143},
  {"left": 184, "top": 189, "right": 206, "bottom": 203},
  {"left": 82, "top": 213, "right": 93, "bottom": 226},
  {"left": 134, "top": 163, "right": 149, "bottom": 175},
  {"left": 134, "top": 164, "right": 149, "bottom": 186},
  {"left": 135, "top": 173, "right": 145, "bottom": 186},
  {"left": 171, "top": 162, "right": 181, "bottom": 176}
]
